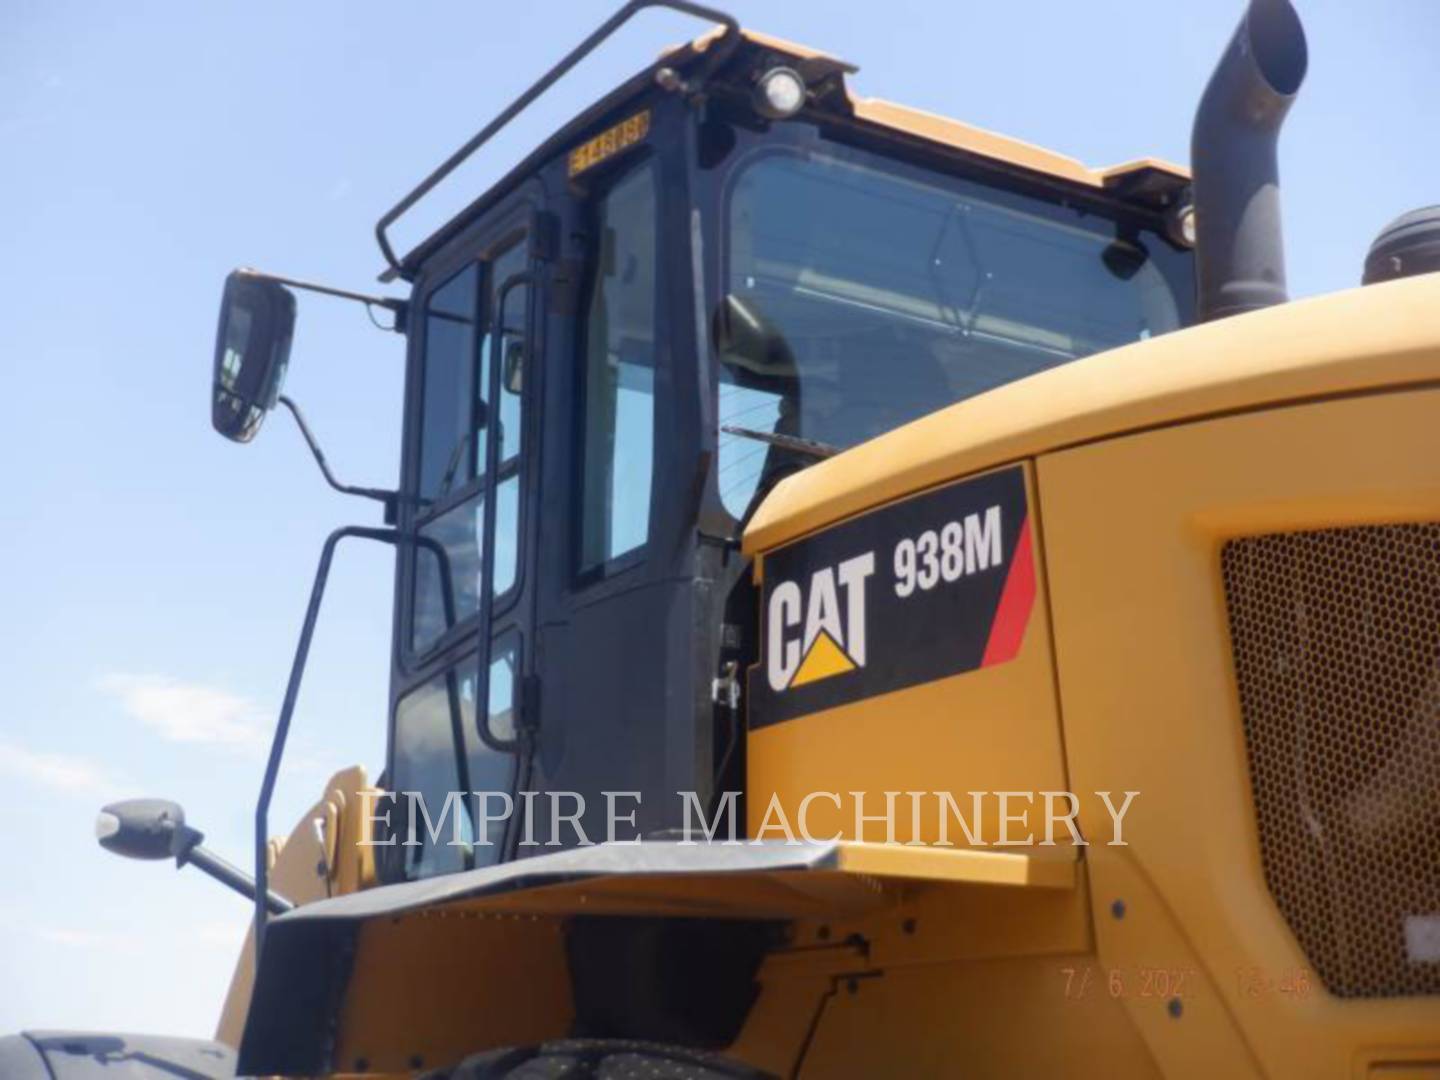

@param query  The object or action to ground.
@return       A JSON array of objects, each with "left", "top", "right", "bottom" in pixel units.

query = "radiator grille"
[{"left": 1221, "top": 524, "right": 1440, "bottom": 999}]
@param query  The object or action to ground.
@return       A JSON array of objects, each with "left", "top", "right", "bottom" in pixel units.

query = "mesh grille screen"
[{"left": 1222, "top": 524, "right": 1440, "bottom": 999}]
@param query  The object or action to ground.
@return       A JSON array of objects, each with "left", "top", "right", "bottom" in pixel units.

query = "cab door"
[{"left": 385, "top": 197, "right": 541, "bottom": 880}]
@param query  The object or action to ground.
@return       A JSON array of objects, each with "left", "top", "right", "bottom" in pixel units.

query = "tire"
[{"left": 427, "top": 1039, "right": 776, "bottom": 1080}]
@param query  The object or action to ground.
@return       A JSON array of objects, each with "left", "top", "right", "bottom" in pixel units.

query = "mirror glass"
[{"left": 212, "top": 271, "right": 296, "bottom": 442}]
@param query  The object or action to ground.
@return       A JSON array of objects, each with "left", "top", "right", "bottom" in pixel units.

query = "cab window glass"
[
  {"left": 413, "top": 494, "right": 484, "bottom": 651},
  {"left": 411, "top": 238, "right": 529, "bottom": 654},
  {"left": 455, "top": 661, "right": 516, "bottom": 870},
  {"left": 479, "top": 242, "right": 528, "bottom": 472},
  {"left": 717, "top": 149, "right": 1193, "bottom": 518},
  {"left": 484, "top": 638, "right": 519, "bottom": 744},
  {"left": 391, "top": 670, "right": 470, "bottom": 879},
  {"left": 417, "top": 265, "right": 478, "bottom": 504},
  {"left": 493, "top": 475, "right": 519, "bottom": 596},
  {"left": 578, "top": 163, "right": 658, "bottom": 575},
  {"left": 392, "top": 662, "right": 515, "bottom": 878}
]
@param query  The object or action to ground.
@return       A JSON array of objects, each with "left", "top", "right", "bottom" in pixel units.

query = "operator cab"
[{"left": 211, "top": 10, "right": 1196, "bottom": 884}]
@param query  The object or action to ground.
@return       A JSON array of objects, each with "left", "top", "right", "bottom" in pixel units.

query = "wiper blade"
[{"left": 720, "top": 424, "right": 841, "bottom": 460}]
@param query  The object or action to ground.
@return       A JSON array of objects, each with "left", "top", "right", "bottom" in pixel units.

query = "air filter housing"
[{"left": 1363, "top": 205, "right": 1440, "bottom": 285}]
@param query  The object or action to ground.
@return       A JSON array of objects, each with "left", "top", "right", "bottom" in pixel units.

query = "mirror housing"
[
  {"left": 95, "top": 797, "right": 295, "bottom": 914},
  {"left": 95, "top": 798, "right": 192, "bottom": 861},
  {"left": 212, "top": 270, "right": 296, "bottom": 442}
]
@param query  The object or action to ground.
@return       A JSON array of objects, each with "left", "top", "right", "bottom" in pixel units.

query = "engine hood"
[{"left": 743, "top": 272, "right": 1440, "bottom": 555}]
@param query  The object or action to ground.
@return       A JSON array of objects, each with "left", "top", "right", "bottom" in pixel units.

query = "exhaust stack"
[{"left": 1192, "top": 0, "right": 1308, "bottom": 322}]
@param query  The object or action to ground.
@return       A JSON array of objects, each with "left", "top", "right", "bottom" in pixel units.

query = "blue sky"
[{"left": 2, "top": 0, "right": 1436, "bottom": 1041}]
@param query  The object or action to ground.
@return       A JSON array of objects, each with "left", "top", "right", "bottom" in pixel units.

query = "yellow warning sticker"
[{"left": 567, "top": 110, "right": 651, "bottom": 178}]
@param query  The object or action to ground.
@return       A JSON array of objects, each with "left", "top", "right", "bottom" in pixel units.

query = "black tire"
[{"left": 427, "top": 1039, "right": 776, "bottom": 1080}]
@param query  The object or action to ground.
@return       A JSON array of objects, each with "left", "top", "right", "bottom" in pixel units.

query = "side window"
[
  {"left": 577, "top": 164, "right": 658, "bottom": 576},
  {"left": 413, "top": 497, "right": 483, "bottom": 650},
  {"left": 417, "top": 266, "right": 479, "bottom": 503},
  {"left": 391, "top": 669, "right": 470, "bottom": 880},
  {"left": 486, "top": 641, "right": 519, "bottom": 743},
  {"left": 391, "top": 660, "right": 517, "bottom": 879},
  {"left": 411, "top": 240, "right": 529, "bottom": 653},
  {"left": 489, "top": 241, "right": 528, "bottom": 596}
]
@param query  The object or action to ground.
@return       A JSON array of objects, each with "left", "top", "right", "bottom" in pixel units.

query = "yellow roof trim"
[
  {"left": 688, "top": 25, "right": 845, "bottom": 64},
  {"left": 744, "top": 273, "right": 1440, "bottom": 554},
  {"left": 668, "top": 27, "right": 1187, "bottom": 189},
  {"left": 1098, "top": 156, "right": 1190, "bottom": 181},
  {"left": 850, "top": 98, "right": 1098, "bottom": 187}
]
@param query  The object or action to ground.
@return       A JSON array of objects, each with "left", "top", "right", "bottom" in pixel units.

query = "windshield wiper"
[{"left": 720, "top": 424, "right": 840, "bottom": 460}]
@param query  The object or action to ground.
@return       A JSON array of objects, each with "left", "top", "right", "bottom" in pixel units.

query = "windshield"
[{"left": 713, "top": 141, "right": 1194, "bottom": 519}]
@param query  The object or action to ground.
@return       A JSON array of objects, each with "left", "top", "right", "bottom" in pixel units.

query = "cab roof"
[
  {"left": 385, "top": 22, "right": 1189, "bottom": 280},
  {"left": 670, "top": 27, "right": 1189, "bottom": 192}
]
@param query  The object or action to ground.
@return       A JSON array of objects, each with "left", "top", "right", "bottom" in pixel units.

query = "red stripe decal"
[{"left": 981, "top": 515, "right": 1035, "bottom": 667}]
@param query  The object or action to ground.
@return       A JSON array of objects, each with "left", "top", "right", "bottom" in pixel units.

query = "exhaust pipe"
[{"left": 1192, "top": 0, "right": 1308, "bottom": 322}]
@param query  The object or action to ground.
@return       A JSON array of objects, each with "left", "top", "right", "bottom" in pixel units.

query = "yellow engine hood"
[{"left": 744, "top": 273, "right": 1440, "bottom": 554}]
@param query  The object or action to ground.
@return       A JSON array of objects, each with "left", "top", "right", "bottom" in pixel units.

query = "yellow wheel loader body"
[
  {"left": 51, "top": 2, "right": 1436, "bottom": 1076},
  {"left": 230, "top": 274, "right": 1440, "bottom": 1077}
]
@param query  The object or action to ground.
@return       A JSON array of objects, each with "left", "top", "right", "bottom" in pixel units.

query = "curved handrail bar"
[
  {"left": 374, "top": 0, "right": 741, "bottom": 278},
  {"left": 253, "top": 526, "right": 456, "bottom": 954}
]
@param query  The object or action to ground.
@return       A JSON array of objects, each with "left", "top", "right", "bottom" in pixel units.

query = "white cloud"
[
  {"left": 99, "top": 674, "right": 268, "bottom": 753},
  {"left": 0, "top": 739, "right": 128, "bottom": 799}
]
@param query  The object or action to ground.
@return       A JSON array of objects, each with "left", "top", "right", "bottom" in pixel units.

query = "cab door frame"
[{"left": 385, "top": 178, "right": 548, "bottom": 877}]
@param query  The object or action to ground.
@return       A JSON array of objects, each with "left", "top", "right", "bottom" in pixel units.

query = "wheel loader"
[{"left": 6, "top": 0, "right": 1438, "bottom": 1075}]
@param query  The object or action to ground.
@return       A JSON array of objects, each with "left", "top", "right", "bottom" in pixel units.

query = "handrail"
[
  {"left": 374, "top": 0, "right": 741, "bottom": 278},
  {"left": 472, "top": 271, "right": 535, "bottom": 757},
  {"left": 253, "top": 526, "right": 456, "bottom": 956}
]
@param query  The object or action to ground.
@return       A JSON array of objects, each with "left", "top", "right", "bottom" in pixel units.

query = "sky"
[{"left": 1, "top": 0, "right": 1437, "bottom": 1043}]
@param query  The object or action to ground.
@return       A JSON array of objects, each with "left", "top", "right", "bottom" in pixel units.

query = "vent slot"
[{"left": 1222, "top": 524, "right": 1440, "bottom": 998}]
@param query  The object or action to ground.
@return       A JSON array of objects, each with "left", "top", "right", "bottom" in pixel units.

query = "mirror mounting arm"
[
  {"left": 236, "top": 267, "right": 407, "bottom": 333},
  {"left": 278, "top": 395, "right": 400, "bottom": 523},
  {"left": 172, "top": 826, "right": 293, "bottom": 915}
]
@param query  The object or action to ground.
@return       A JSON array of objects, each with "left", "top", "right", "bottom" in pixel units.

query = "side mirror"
[
  {"left": 212, "top": 270, "right": 296, "bottom": 442},
  {"left": 95, "top": 798, "right": 191, "bottom": 860},
  {"left": 95, "top": 797, "right": 295, "bottom": 913}
]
